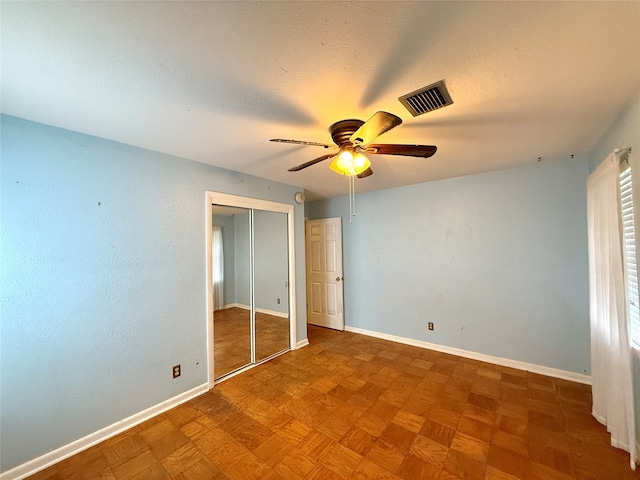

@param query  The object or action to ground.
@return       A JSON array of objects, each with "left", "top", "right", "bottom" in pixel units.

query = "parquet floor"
[
  {"left": 28, "top": 326, "right": 638, "bottom": 479},
  {"left": 214, "top": 307, "right": 290, "bottom": 378}
]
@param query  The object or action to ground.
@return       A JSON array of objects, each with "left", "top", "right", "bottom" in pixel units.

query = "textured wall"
[
  {"left": 588, "top": 90, "right": 640, "bottom": 173},
  {"left": 254, "top": 210, "right": 289, "bottom": 315},
  {"left": 0, "top": 115, "right": 306, "bottom": 471},
  {"left": 234, "top": 211, "right": 251, "bottom": 308},
  {"left": 308, "top": 157, "right": 590, "bottom": 374},
  {"left": 213, "top": 210, "right": 289, "bottom": 314}
]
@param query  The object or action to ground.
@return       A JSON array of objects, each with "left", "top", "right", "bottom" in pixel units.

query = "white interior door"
[{"left": 305, "top": 217, "right": 344, "bottom": 330}]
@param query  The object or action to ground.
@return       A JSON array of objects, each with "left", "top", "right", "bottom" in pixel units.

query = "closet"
[{"left": 206, "top": 192, "right": 296, "bottom": 382}]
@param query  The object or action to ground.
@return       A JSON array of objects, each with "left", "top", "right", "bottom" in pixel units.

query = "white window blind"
[{"left": 619, "top": 164, "right": 640, "bottom": 348}]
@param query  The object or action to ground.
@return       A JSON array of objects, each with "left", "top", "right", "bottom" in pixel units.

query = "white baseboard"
[
  {"left": 0, "top": 384, "right": 209, "bottom": 480},
  {"left": 256, "top": 307, "right": 289, "bottom": 319},
  {"left": 344, "top": 326, "right": 591, "bottom": 385},
  {"left": 221, "top": 303, "right": 245, "bottom": 310},
  {"left": 296, "top": 338, "right": 309, "bottom": 349},
  {"left": 221, "top": 303, "right": 288, "bottom": 318}
]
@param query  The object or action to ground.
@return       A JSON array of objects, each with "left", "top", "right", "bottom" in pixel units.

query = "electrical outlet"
[
  {"left": 428, "top": 322, "right": 434, "bottom": 331},
  {"left": 277, "top": 298, "right": 280, "bottom": 304},
  {"left": 172, "top": 364, "right": 181, "bottom": 378}
]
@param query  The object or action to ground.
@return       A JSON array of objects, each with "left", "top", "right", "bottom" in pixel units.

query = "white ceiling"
[{"left": 2, "top": 1, "right": 639, "bottom": 200}]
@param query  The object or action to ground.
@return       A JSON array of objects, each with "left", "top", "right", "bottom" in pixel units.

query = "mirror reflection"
[
  {"left": 254, "top": 210, "right": 290, "bottom": 361},
  {"left": 212, "top": 205, "right": 252, "bottom": 378},
  {"left": 212, "top": 205, "right": 291, "bottom": 380}
]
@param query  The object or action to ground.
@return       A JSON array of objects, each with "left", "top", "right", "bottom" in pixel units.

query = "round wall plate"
[{"left": 295, "top": 192, "right": 305, "bottom": 204}]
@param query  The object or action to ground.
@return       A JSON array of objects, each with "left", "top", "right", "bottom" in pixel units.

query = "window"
[{"left": 619, "top": 164, "right": 640, "bottom": 348}]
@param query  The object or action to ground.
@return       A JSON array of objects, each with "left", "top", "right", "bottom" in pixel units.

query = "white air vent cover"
[{"left": 398, "top": 80, "right": 453, "bottom": 117}]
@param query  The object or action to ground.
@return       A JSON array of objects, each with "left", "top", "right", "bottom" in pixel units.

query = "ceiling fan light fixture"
[{"left": 329, "top": 150, "right": 371, "bottom": 176}]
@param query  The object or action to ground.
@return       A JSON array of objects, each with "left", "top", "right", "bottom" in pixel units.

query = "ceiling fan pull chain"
[
  {"left": 348, "top": 175, "right": 352, "bottom": 223},
  {"left": 349, "top": 174, "right": 356, "bottom": 223}
]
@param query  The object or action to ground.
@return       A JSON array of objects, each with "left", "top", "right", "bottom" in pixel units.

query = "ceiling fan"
[{"left": 270, "top": 111, "right": 437, "bottom": 178}]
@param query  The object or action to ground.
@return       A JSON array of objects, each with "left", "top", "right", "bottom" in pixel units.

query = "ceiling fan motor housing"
[{"left": 329, "top": 119, "right": 364, "bottom": 147}]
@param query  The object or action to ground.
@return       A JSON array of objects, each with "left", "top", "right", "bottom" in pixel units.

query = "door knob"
[{"left": 336, "top": 276, "right": 343, "bottom": 281}]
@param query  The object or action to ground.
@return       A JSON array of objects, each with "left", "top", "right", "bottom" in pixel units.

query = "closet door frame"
[{"left": 205, "top": 191, "right": 296, "bottom": 387}]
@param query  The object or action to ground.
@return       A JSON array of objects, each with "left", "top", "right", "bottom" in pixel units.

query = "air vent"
[{"left": 398, "top": 80, "right": 453, "bottom": 117}]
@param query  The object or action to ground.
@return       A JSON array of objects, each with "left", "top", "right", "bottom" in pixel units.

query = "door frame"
[{"left": 205, "top": 191, "right": 296, "bottom": 387}]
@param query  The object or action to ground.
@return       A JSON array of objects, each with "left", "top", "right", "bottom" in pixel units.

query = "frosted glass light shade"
[{"left": 329, "top": 150, "right": 371, "bottom": 176}]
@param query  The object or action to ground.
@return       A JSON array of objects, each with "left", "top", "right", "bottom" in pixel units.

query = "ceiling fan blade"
[
  {"left": 270, "top": 138, "right": 333, "bottom": 149},
  {"left": 366, "top": 144, "right": 437, "bottom": 158},
  {"left": 288, "top": 153, "right": 336, "bottom": 172},
  {"left": 357, "top": 167, "right": 373, "bottom": 178},
  {"left": 349, "top": 111, "right": 402, "bottom": 146}
]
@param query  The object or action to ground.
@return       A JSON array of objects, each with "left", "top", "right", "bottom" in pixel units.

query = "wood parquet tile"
[
  {"left": 214, "top": 307, "right": 290, "bottom": 378},
  {"left": 27, "top": 325, "right": 640, "bottom": 479}
]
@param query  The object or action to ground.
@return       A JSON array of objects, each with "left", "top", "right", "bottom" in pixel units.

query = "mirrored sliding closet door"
[
  {"left": 208, "top": 193, "right": 295, "bottom": 383},
  {"left": 211, "top": 205, "right": 252, "bottom": 378},
  {"left": 253, "top": 210, "right": 290, "bottom": 362}
]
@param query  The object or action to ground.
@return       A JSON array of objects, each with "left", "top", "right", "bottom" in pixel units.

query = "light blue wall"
[
  {"left": 234, "top": 211, "right": 251, "bottom": 307},
  {"left": 588, "top": 89, "right": 640, "bottom": 450},
  {"left": 215, "top": 210, "right": 288, "bottom": 314},
  {"left": 0, "top": 114, "right": 307, "bottom": 472},
  {"left": 308, "top": 157, "right": 590, "bottom": 374},
  {"left": 254, "top": 210, "right": 289, "bottom": 315},
  {"left": 589, "top": 90, "right": 639, "bottom": 173}
]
